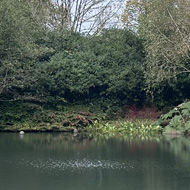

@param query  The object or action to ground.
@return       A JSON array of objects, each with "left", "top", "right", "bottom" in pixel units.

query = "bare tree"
[
  {"left": 122, "top": 0, "right": 147, "bottom": 31},
  {"left": 28, "top": 0, "right": 125, "bottom": 34}
]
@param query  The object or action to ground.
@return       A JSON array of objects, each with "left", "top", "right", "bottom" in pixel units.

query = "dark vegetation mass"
[{"left": 1, "top": 0, "right": 190, "bottom": 134}]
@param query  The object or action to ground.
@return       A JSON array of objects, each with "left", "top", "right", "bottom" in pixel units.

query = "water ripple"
[{"left": 23, "top": 158, "right": 133, "bottom": 172}]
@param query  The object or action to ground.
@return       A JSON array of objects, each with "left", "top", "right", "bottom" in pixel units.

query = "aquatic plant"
[{"left": 86, "top": 120, "right": 162, "bottom": 135}]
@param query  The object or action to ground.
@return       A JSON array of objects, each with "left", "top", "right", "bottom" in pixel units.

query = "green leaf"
[
  {"left": 181, "top": 109, "right": 190, "bottom": 117},
  {"left": 181, "top": 102, "right": 190, "bottom": 111},
  {"left": 185, "top": 121, "right": 190, "bottom": 131},
  {"left": 164, "top": 126, "right": 181, "bottom": 135},
  {"left": 169, "top": 115, "right": 182, "bottom": 128},
  {"left": 161, "top": 109, "right": 178, "bottom": 120}
]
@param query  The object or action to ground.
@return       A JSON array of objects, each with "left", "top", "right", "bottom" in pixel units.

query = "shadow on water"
[{"left": 0, "top": 132, "right": 190, "bottom": 190}]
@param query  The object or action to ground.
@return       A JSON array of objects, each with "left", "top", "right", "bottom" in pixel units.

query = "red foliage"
[
  {"left": 78, "top": 112, "right": 93, "bottom": 116},
  {"left": 73, "top": 115, "right": 83, "bottom": 120},
  {"left": 63, "top": 112, "right": 96, "bottom": 127},
  {"left": 125, "top": 105, "right": 162, "bottom": 120}
]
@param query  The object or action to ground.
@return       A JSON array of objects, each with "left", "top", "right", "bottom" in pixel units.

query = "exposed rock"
[{"left": 19, "top": 131, "right": 25, "bottom": 135}]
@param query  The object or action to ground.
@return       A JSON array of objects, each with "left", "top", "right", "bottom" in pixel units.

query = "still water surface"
[{"left": 0, "top": 133, "right": 190, "bottom": 190}]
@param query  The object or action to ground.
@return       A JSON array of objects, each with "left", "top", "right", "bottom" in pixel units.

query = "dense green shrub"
[
  {"left": 149, "top": 73, "right": 190, "bottom": 111},
  {"left": 37, "top": 29, "right": 146, "bottom": 106}
]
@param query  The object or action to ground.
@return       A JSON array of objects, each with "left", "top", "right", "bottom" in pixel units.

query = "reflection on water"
[{"left": 0, "top": 133, "right": 190, "bottom": 190}]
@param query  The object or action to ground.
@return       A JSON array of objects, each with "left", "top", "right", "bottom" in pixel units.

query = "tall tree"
[
  {"left": 123, "top": 0, "right": 190, "bottom": 87},
  {"left": 0, "top": 0, "right": 39, "bottom": 61},
  {"left": 143, "top": 0, "right": 190, "bottom": 86},
  {"left": 0, "top": 0, "right": 42, "bottom": 98}
]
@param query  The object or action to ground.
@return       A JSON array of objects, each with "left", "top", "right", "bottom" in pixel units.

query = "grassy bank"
[
  {"left": 0, "top": 100, "right": 164, "bottom": 135},
  {"left": 0, "top": 119, "right": 162, "bottom": 136}
]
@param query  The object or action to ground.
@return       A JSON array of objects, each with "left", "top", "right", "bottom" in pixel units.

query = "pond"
[{"left": 0, "top": 133, "right": 190, "bottom": 190}]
